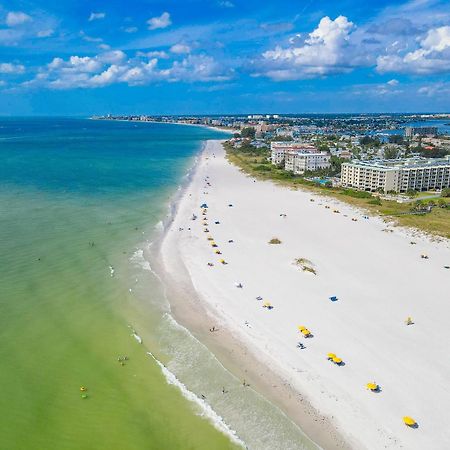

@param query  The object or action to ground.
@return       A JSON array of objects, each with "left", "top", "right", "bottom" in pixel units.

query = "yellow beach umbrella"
[
  {"left": 366, "top": 382, "right": 378, "bottom": 391},
  {"left": 301, "top": 329, "right": 311, "bottom": 336},
  {"left": 327, "top": 353, "right": 336, "bottom": 359},
  {"left": 263, "top": 301, "right": 272, "bottom": 308},
  {"left": 219, "top": 259, "right": 226, "bottom": 264},
  {"left": 298, "top": 326, "right": 306, "bottom": 332},
  {"left": 332, "top": 357, "right": 342, "bottom": 364},
  {"left": 403, "top": 416, "right": 416, "bottom": 426}
]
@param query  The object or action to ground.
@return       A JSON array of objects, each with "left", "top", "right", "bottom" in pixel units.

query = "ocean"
[{"left": 0, "top": 118, "right": 317, "bottom": 450}]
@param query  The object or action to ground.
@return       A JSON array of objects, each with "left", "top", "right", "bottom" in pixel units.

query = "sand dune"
[{"left": 159, "top": 140, "right": 450, "bottom": 450}]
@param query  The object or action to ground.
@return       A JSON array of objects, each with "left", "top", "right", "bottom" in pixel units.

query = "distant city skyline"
[{"left": 1, "top": 0, "right": 450, "bottom": 115}]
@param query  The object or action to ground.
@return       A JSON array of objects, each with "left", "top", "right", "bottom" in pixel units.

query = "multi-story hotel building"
[
  {"left": 270, "top": 142, "right": 331, "bottom": 174},
  {"left": 341, "top": 156, "right": 450, "bottom": 193},
  {"left": 284, "top": 151, "right": 331, "bottom": 175},
  {"left": 270, "top": 142, "right": 317, "bottom": 165}
]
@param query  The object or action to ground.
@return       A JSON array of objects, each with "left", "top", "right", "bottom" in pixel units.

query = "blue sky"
[{"left": 1, "top": 0, "right": 450, "bottom": 115}]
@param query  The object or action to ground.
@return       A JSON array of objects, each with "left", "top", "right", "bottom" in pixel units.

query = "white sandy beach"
[{"left": 158, "top": 139, "right": 450, "bottom": 450}]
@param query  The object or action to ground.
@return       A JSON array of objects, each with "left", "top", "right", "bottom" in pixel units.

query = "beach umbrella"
[
  {"left": 263, "top": 301, "right": 272, "bottom": 308},
  {"left": 403, "top": 416, "right": 416, "bottom": 426},
  {"left": 219, "top": 259, "right": 226, "bottom": 264},
  {"left": 200, "top": 203, "right": 208, "bottom": 208},
  {"left": 301, "top": 329, "right": 311, "bottom": 336},
  {"left": 366, "top": 382, "right": 378, "bottom": 391},
  {"left": 327, "top": 353, "right": 336, "bottom": 359},
  {"left": 332, "top": 357, "right": 342, "bottom": 364},
  {"left": 298, "top": 326, "right": 306, "bottom": 332}
]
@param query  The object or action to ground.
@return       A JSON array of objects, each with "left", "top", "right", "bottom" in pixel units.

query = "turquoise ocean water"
[{"left": 0, "top": 118, "right": 318, "bottom": 450}]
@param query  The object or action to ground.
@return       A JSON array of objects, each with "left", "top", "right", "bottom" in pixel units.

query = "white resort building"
[
  {"left": 341, "top": 156, "right": 450, "bottom": 193},
  {"left": 271, "top": 142, "right": 331, "bottom": 174}
]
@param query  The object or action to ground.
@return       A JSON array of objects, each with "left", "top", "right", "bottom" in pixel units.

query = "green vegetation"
[
  {"left": 269, "top": 237, "right": 282, "bottom": 244},
  {"left": 442, "top": 188, "right": 450, "bottom": 197},
  {"left": 294, "top": 258, "right": 317, "bottom": 275},
  {"left": 360, "top": 136, "right": 381, "bottom": 147},
  {"left": 406, "top": 189, "right": 418, "bottom": 198},
  {"left": 384, "top": 145, "right": 400, "bottom": 159},
  {"left": 388, "top": 134, "right": 405, "bottom": 145},
  {"left": 339, "top": 189, "right": 372, "bottom": 199},
  {"left": 224, "top": 141, "right": 450, "bottom": 238},
  {"left": 419, "top": 146, "right": 449, "bottom": 158},
  {"left": 240, "top": 127, "right": 256, "bottom": 139},
  {"left": 254, "top": 164, "right": 272, "bottom": 171}
]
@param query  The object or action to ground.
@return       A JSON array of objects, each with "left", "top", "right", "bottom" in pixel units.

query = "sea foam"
[{"left": 147, "top": 351, "right": 246, "bottom": 448}]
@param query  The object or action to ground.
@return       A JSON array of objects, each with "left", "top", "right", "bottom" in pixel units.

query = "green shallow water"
[
  {"left": 0, "top": 118, "right": 237, "bottom": 450},
  {"left": 0, "top": 118, "right": 320, "bottom": 450}
]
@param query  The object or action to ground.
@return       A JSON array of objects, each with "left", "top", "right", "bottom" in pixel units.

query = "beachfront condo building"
[
  {"left": 271, "top": 142, "right": 318, "bottom": 165},
  {"left": 284, "top": 151, "right": 331, "bottom": 175},
  {"left": 341, "top": 156, "right": 450, "bottom": 193},
  {"left": 271, "top": 142, "right": 330, "bottom": 174}
]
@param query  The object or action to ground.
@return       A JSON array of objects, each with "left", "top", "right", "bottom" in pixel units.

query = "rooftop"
[{"left": 345, "top": 156, "right": 450, "bottom": 170}]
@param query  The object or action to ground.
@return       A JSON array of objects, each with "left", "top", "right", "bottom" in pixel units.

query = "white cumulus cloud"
[
  {"left": 170, "top": 43, "right": 191, "bottom": 54},
  {"left": 123, "top": 26, "right": 138, "bottom": 33},
  {"left": 88, "top": 12, "right": 106, "bottom": 22},
  {"left": 261, "top": 16, "right": 362, "bottom": 80},
  {"left": 37, "top": 29, "right": 54, "bottom": 38},
  {"left": 147, "top": 12, "right": 171, "bottom": 30},
  {"left": 387, "top": 79, "right": 399, "bottom": 86},
  {"left": 6, "top": 11, "right": 32, "bottom": 27},
  {"left": 377, "top": 26, "right": 450, "bottom": 74},
  {"left": 218, "top": 1, "right": 235, "bottom": 7},
  {"left": 0, "top": 62, "right": 25, "bottom": 73},
  {"left": 23, "top": 50, "right": 231, "bottom": 89}
]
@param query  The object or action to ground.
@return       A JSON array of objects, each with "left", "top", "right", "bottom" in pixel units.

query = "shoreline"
[
  {"left": 90, "top": 117, "right": 234, "bottom": 135},
  {"left": 152, "top": 139, "right": 450, "bottom": 449},
  {"left": 150, "top": 140, "right": 350, "bottom": 449}
]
